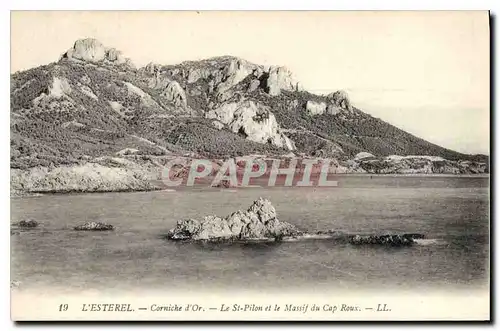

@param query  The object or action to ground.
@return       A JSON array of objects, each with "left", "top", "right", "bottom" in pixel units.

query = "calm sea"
[{"left": 10, "top": 175, "right": 490, "bottom": 294}]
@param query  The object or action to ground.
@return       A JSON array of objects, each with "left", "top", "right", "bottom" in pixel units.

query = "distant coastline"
[{"left": 11, "top": 172, "right": 489, "bottom": 198}]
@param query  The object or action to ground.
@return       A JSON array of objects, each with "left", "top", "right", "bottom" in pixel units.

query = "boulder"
[
  {"left": 10, "top": 281, "right": 21, "bottom": 289},
  {"left": 215, "top": 59, "right": 256, "bottom": 94},
  {"left": 247, "top": 79, "right": 261, "bottom": 93},
  {"left": 212, "top": 120, "right": 224, "bottom": 130},
  {"left": 167, "top": 197, "right": 303, "bottom": 241},
  {"left": 145, "top": 62, "right": 162, "bottom": 75},
  {"left": 16, "top": 219, "right": 39, "bottom": 228},
  {"left": 74, "top": 221, "right": 114, "bottom": 231}
]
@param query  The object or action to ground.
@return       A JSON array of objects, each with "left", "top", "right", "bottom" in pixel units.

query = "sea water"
[{"left": 10, "top": 175, "right": 490, "bottom": 294}]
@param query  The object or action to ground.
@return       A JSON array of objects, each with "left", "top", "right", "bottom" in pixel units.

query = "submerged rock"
[
  {"left": 167, "top": 198, "right": 303, "bottom": 241},
  {"left": 16, "top": 219, "right": 39, "bottom": 228},
  {"left": 348, "top": 234, "right": 424, "bottom": 246},
  {"left": 74, "top": 221, "right": 114, "bottom": 231}
]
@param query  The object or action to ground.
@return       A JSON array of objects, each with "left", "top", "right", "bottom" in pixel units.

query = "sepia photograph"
[{"left": 9, "top": 10, "right": 490, "bottom": 321}]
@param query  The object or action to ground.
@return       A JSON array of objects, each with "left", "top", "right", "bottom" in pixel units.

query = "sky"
[{"left": 10, "top": 11, "right": 490, "bottom": 155}]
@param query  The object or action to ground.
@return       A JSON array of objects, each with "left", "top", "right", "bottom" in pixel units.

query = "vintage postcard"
[{"left": 10, "top": 10, "right": 490, "bottom": 321}]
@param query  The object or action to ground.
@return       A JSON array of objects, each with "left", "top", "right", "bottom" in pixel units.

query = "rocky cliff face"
[
  {"left": 10, "top": 38, "right": 488, "bottom": 194},
  {"left": 353, "top": 155, "right": 488, "bottom": 174},
  {"left": 206, "top": 100, "right": 294, "bottom": 150},
  {"left": 61, "top": 38, "right": 133, "bottom": 67}
]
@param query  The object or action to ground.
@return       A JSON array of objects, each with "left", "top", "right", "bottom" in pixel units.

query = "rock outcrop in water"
[
  {"left": 167, "top": 197, "right": 303, "bottom": 241},
  {"left": 15, "top": 219, "right": 39, "bottom": 228},
  {"left": 74, "top": 221, "right": 114, "bottom": 231},
  {"left": 167, "top": 198, "right": 425, "bottom": 246}
]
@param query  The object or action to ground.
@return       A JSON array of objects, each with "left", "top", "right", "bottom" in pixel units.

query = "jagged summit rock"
[
  {"left": 74, "top": 221, "right": 114, "bottom": 231},
  {"left": 60, "top": 38, "right": 133, "bottom": 67},
  {"left": 148, "top": 75, "right": 188, "bottom": 108}
]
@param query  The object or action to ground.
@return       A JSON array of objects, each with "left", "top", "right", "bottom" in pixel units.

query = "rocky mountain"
[{"left": 10, "top": 39, "right": 488, "bottom": 194}]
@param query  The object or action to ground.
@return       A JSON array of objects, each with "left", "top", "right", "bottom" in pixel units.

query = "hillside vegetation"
[{"left": 10, "top": 38, "right": 488, "bottom": 193}]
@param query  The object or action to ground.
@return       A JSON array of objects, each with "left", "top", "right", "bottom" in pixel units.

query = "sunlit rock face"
[{"left": 61, "top": 38, "right": 133, "bottom": 66}]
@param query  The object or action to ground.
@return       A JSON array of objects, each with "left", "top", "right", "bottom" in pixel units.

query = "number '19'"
[{"left": 59, "top": 304, "right": 68, "bottom": 311}]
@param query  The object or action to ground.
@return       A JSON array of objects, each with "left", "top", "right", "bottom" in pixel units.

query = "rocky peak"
[
  {"left": 206, "top": 100, "right": 295, "bottom": 150},
  {"left": 248, "top": 197, "right": 277, "bottom": 222},
  {"left": 60, "top": 38, "right": 133, "bottom": 67}
]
